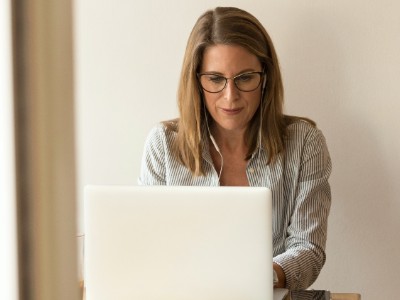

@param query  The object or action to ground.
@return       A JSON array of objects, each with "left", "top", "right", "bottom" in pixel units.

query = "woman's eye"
[
  {"left": 207, "top": 75, "right": 225, "bottom": 83},
  {"left": 237, "top": 74, "right": 255, "bottom": 82}
]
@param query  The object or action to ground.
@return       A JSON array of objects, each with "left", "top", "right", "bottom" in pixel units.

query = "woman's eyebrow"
[{"left": 200, "top": 68, "right": 258, "bottom": 76}]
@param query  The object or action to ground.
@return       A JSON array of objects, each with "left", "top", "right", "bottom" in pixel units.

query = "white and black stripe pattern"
[{"left": 139, "top": 120, "right": 332, "bottom": 289}]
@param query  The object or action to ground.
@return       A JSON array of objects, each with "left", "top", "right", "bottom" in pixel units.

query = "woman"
[{"left": 139, "top": 6, "right": 332, "bottom": 290}]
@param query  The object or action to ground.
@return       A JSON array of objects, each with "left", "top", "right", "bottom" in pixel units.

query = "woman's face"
[{"left": 200, "top": 44, "right": 263, "bottom": 135}]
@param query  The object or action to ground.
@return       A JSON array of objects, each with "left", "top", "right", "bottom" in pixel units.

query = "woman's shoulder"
[
  {"left": 284, "top": 117, "right": 327, "bottom": 144},
  {"left": 287, "top": 118, "right": 316, "bottom": 133},
  {"left": 146, "top": 119, "right": 179, "bottom": 143},
  {"left": 282, "top": 117, "right": 331, "bottom": 168}
]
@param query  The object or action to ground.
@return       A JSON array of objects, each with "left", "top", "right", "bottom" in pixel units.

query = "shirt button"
[{"left": 248, "top": 168, "right": 255, "bottom": 174}]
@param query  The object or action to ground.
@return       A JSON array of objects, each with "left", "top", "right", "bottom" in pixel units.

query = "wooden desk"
[{"left": 331, "top": 293, "right": 361, "bottom": 300}]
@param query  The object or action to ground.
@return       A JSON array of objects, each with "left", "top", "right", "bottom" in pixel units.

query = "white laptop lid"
[{"left": 84, "top": 185, "right": 272, "bottom": 300}]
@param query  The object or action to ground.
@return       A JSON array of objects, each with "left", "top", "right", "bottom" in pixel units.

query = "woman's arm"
[{"left": 274, "top": 126, "right": 332, "bottom": 289}]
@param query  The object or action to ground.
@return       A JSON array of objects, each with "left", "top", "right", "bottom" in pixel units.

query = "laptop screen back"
[{"left": 84, "top": 185, "right": 272, "bottom": 300}]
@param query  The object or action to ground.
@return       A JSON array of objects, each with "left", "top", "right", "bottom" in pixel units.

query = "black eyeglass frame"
[{"left": 197, "top": 71, "right": 265, "bottom": 93}]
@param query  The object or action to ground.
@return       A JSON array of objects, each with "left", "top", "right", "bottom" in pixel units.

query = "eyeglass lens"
[{"left": 199, "top": 72, "right": 262, "bottom": 93}]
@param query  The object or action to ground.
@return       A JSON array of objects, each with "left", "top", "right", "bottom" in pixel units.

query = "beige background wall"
[{"left": 74, "top": 1, "right": 400, "bottom": 299}]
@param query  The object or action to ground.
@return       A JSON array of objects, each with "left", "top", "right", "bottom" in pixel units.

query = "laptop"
[{"left": 84, "top": 185, "right": 272, "bottom": 300}]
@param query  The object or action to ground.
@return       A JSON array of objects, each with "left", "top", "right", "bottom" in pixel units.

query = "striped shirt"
[{"left": 139, "top": 120, "right": 332, "bottom": 289}]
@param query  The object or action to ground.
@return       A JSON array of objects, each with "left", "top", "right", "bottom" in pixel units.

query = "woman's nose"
[{"left": 223, "top": 79, "right": 239, "bottom": 101}]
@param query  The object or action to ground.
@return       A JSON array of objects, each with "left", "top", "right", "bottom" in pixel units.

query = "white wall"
[{"left": 74, "top": 1, "right": 400, "bottom": 299}]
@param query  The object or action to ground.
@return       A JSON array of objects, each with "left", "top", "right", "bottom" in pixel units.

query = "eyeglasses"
[{"left": 197, "top": 71, "right": 264, "bottom": 93}]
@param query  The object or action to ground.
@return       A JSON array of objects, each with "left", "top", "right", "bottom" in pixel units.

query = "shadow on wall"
[{"left": 279, "top": 6, "right": 400, "bottom": 298}]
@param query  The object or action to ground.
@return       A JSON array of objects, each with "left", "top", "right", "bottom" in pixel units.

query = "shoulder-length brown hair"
[{"left": 166, "top": 6, "right": 314, "bottom": 176}]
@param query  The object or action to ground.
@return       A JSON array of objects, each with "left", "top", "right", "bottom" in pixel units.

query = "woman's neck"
[{"left": 209, "top": 125, "right": 248, "bottom": 155}]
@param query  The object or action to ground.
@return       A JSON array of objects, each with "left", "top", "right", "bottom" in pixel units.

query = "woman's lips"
[{"left": 220, "top": 108, "right": 243, "bottom": 115}]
